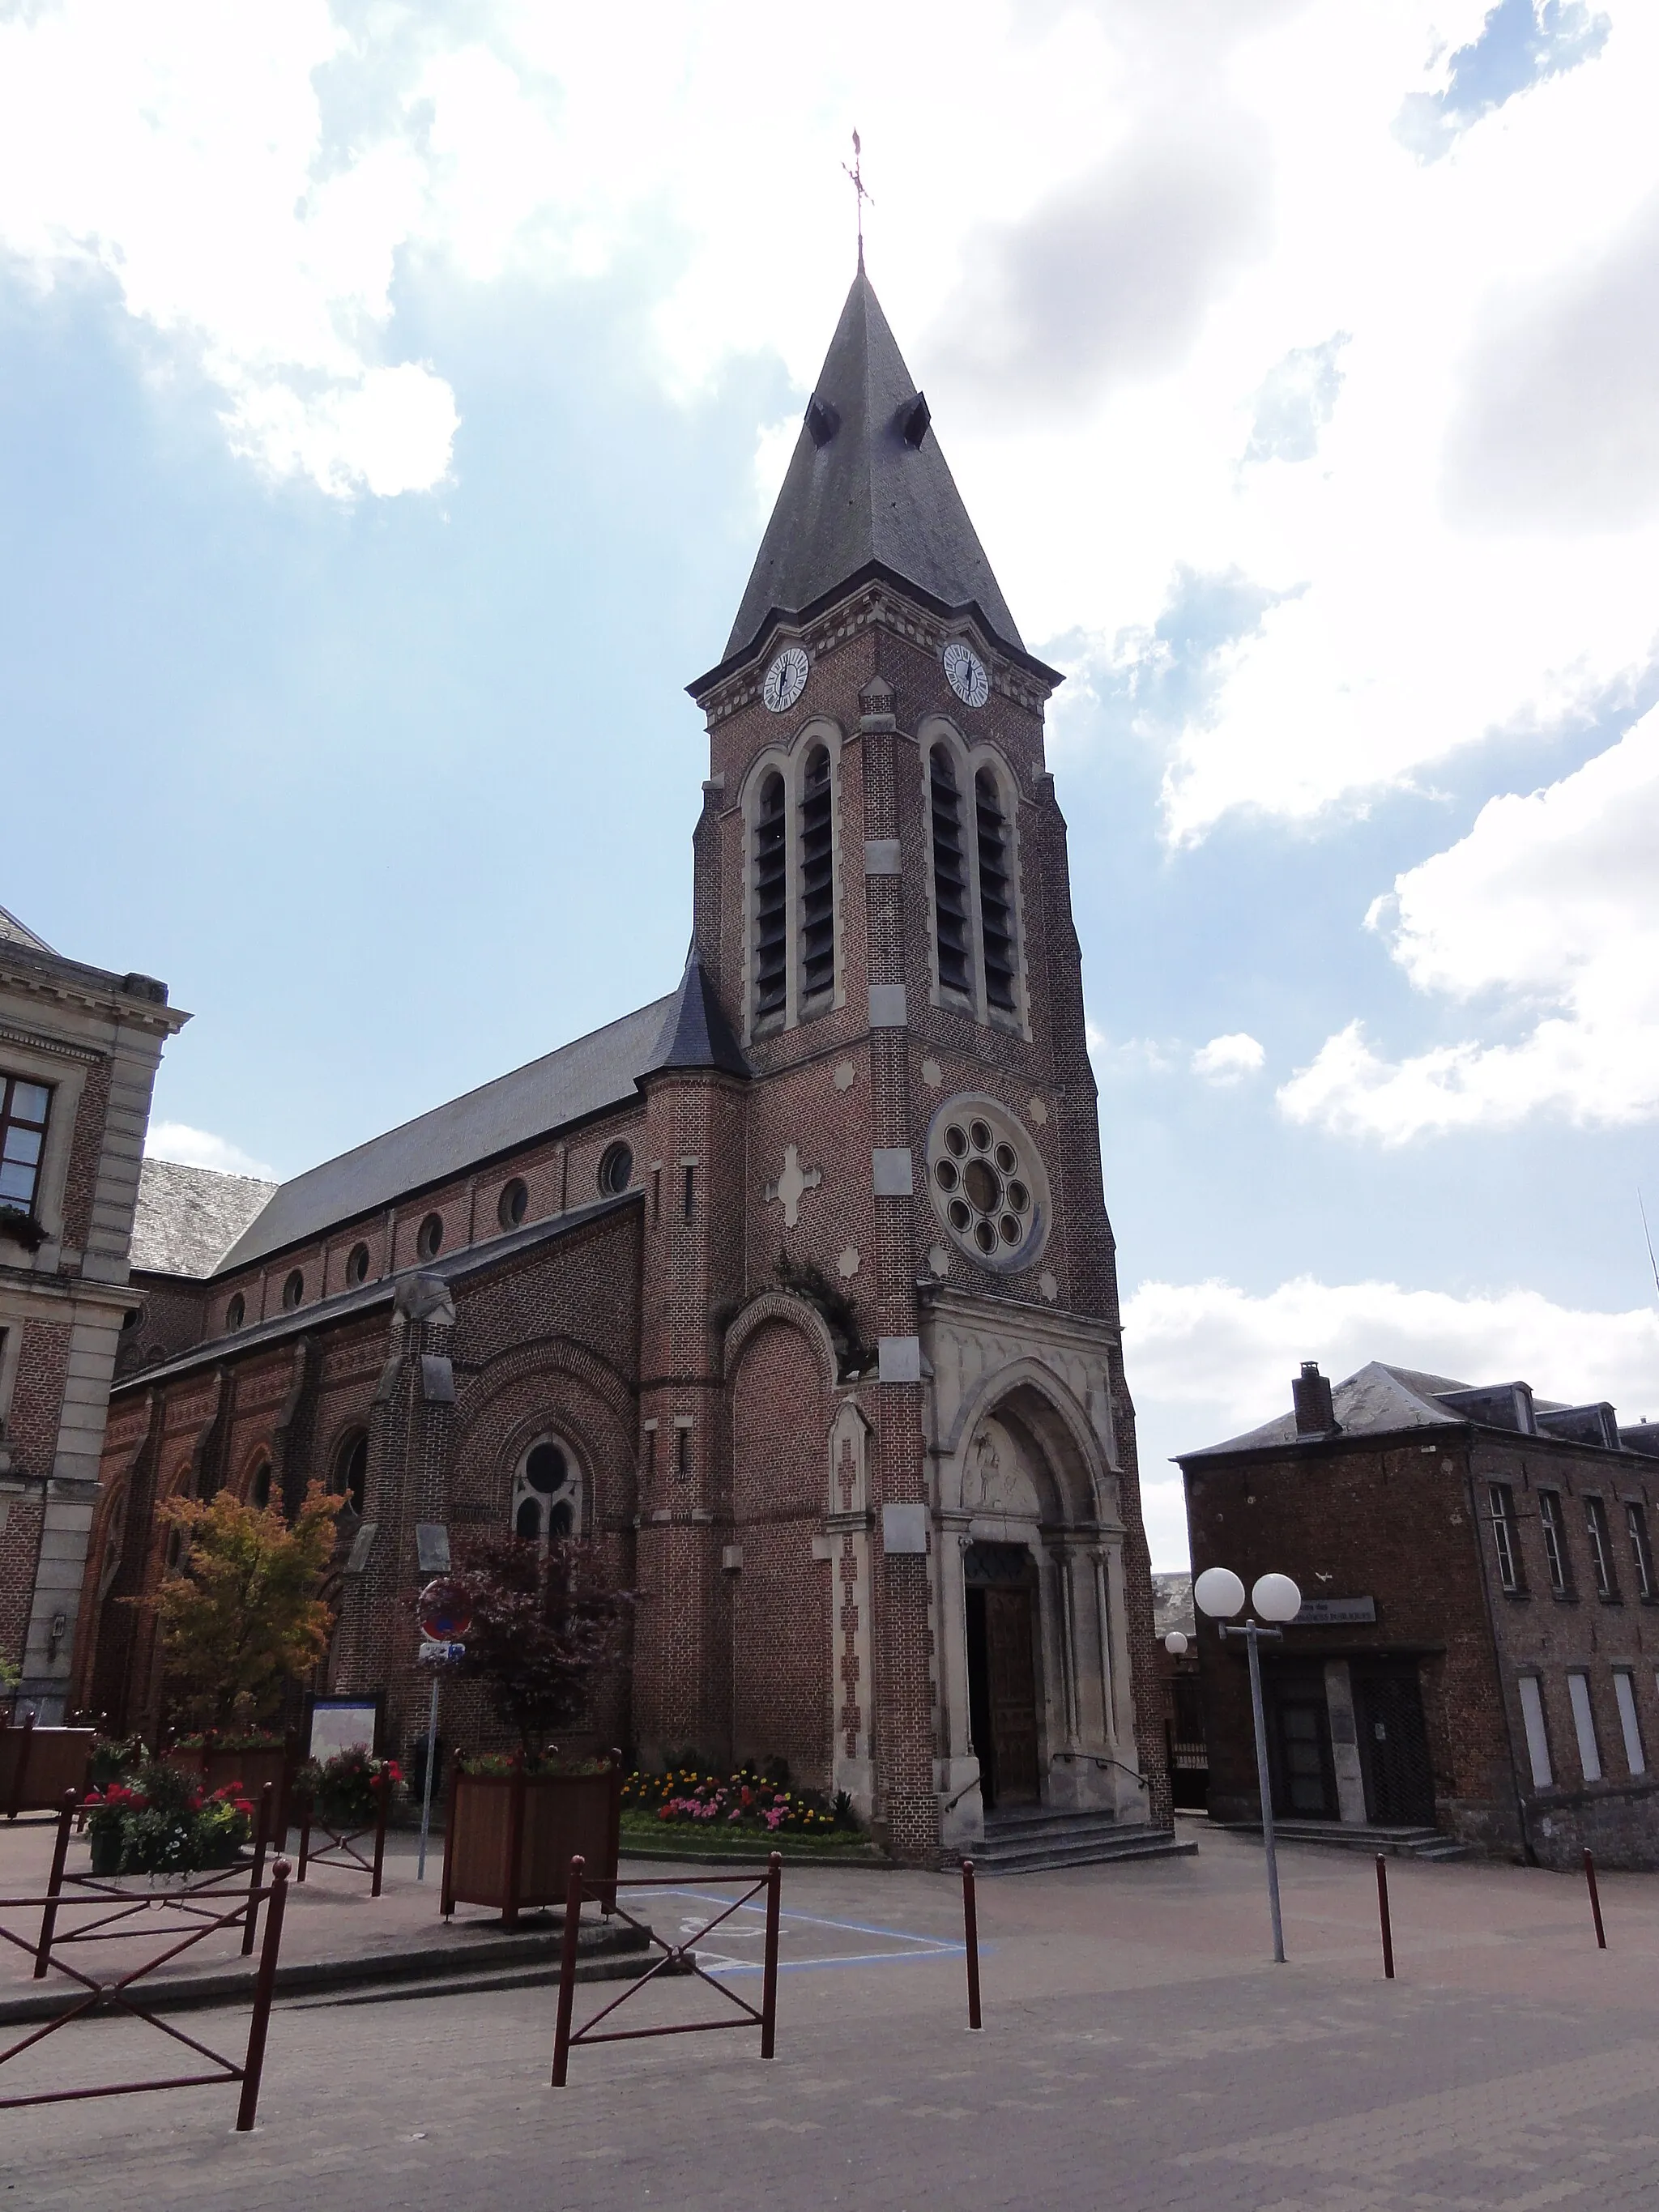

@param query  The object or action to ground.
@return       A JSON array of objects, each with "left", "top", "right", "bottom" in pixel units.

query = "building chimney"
[{"left": 1293, "top": 1361, "right": 1337, "bottom": 1437}]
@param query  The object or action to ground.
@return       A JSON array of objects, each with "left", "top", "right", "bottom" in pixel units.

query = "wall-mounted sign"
[{"left": 1293, "top": 1596, "right": 1376, "bottom": 1626}]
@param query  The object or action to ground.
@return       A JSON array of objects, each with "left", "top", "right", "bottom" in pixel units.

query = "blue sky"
[{"left": 4, "top": 1, "right": 1658, "bottom": 1562}]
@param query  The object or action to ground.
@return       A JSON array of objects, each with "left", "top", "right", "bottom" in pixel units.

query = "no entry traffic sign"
[{"left": 416, "top": 1579, "right": 473, "bottom": 1643}]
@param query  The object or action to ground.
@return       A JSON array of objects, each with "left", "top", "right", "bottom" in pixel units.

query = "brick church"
[{"left": 75, "top": 266, "right": 1169, "bottom": 1861}]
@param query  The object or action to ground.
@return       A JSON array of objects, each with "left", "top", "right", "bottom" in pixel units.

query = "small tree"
[
  {"left": 439, "top": 1532, "right": 632, "bottom": 1756},
  {"left": 146, "top": 1481, "right": 339, "bottom": 1730}
]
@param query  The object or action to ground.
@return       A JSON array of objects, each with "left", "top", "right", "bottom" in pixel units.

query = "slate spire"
[
  {"left": 646, "top": 947, "right": 749, "bottom": 1080},
  {"left": 720, "top": 266, "right": 1026, "bottom": 667}
]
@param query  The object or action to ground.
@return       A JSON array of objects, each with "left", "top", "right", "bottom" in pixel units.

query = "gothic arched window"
[
  {"left": 799, "top": 744, "right": 835, "bottom": 1005},
  {"left": 512, "top": 1437, "right": 582, "bottom": 1544},
  {"left": 975, "top": 767, "right": 1017, "bottom": 1013},
  {"left": 753, "top": 770, "right": 787, "bottom": 1022},
  {"left": 249, "top": 1458, "right": 273, "bottom": 1511},
  {"left": 335, "top": 1430, "right": 369, "bottom": 1517},
  {"left": 929, "top": 745, "right": 971, "bottom": 998}
]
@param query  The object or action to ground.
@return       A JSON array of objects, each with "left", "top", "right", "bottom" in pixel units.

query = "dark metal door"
[
  {"left": 1272, "top": 1695, "right": 1338, "bottom": 1818},
  {"left": 984, "top": 1587, "right": 1041, "bottom": 1805},
  {"left": 1354, "top": 1666, "right": 1435, "bottom": 1825}
]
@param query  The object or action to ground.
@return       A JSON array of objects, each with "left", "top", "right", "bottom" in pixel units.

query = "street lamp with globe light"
[{"left": 1194, "top": 1564, "right": 1303, "bottom": 1963}]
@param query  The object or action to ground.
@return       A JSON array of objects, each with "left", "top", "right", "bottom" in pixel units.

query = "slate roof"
[
  {"left": 1178, "top": 1362, "right": 1477, "bottom": 1460},
  {"left": 132, "top": 1158, "right": 279, "bottom": 1278},
  {"left": 650, "top": 952, "right": 750, "bottom": 1079},
  {"left": 0, "top": 903, "right": 53, "bottom": 953},
  {"left": 715, "top": 266, "right": 1028, "bottom": 670},
  {"left": 216, "top": 994, "right": 676, "bottom": 1276}
]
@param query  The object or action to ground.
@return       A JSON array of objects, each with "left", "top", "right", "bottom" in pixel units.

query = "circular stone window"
[
  {"left": 416, "top": 1213, "right": 444, "bottom": 1261},
  {"left": 498, "top": 1177, "right": 528, "bottom": 1230},
  {"left": 225, "top": 1293, "right": 245, "bottom": 1332},
  {"left": 598, "top": 1142, "right": 633, "bottom": 1196},
  {"left": 925, "top": 1096, "right": 1048, "bottom": 1272},
  {"left": 282, "top": 1269, "right": 305, "bottom": 1311},
  {"left": 345, "top": 1242, "right": 370, "bottom": 1287}
]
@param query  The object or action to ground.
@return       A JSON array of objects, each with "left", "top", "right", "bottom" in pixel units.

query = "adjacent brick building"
[
  {"left": 1179, "top": 1360, "right": 1659, "bottom": 1869},
  {"left": 0, "top": 903, "right": 186, "bottom": 1720},
  {"left": 75, "top": 267, "right": 1169, "bottom": 1862}
]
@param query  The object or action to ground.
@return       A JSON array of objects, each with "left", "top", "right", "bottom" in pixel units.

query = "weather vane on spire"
[{"left": 843, "top": 129, "right": 872, "bottom": 267}]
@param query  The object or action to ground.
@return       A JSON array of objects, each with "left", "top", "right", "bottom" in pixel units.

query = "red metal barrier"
[
  {"left": 962, "top": 1859, "right": 982, "bottom": 2030},
  {"left": 296, "top": 1775, "right": 390, "bottom": 1896},
  {"left": 1375, "top": 1854, "right": 1395, "bottom": 1980},
  {"left": 0, "top": 1856, "right": 291, "bottom": 2129},
  {"left": 33, "top": 1786, "right": 275, "bottom": 1972},
  {"left": 550, "top": 1851, "right": 781, "bottom": 2086},
  {"left": 1583, "top": 1848, "right": 1607, "bottom": 1949}
]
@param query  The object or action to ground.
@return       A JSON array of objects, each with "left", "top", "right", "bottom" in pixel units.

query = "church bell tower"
[{"left": 633, "top": 264, "right": 1167, "bottom": 1860}]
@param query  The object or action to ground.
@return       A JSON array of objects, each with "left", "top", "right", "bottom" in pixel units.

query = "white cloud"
[
  {"left": 1125, "top": 1271, "right": 1659, "bottom": 1562},
  {"left": 1192, "top": 1032, "right": 1266, "bottom": 1084},
  {"left": 0, "top": 0, "right": 1657, "bottom": 827},
  {"left": 1280, "top": 705, "right": 1659, "bottom": 1139},
  {"left": 145, "top": 1123, "right": 275, "bottom": 1180}
]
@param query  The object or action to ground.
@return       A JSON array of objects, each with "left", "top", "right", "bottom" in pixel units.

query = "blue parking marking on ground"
[{"left": 616, "top": 1884, "right": 970, "bottom": 1975}]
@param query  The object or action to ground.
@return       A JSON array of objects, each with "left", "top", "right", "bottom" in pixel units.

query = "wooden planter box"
[
  {"left": 0, "top": 1718, "right": 95, "bottom": 1817},
  {"left": 441, "top": 1755, "right": 622, "bottom": 1927},
  {"left": 166, "top": 1744, "right": 293, "bottom": 1839}
]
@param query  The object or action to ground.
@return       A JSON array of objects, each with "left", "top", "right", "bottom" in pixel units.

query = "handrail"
[{"left": 1049, "top": 1750, "right": 1149, "bottom": 1789}]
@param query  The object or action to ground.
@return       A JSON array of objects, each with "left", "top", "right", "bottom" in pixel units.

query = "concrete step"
[
  {"left": 0, "top": 1912, "right": 653, "bottom": 2026},
  {"left": 963, "top": 1823, "right": 1196, "bottom": 1875},
  {"left": 1211, "top": 1818, "right": 1469, "bottom": 1862},
  {"left": 286, "top": 1946, "right": 682, "bottom": 2010}
]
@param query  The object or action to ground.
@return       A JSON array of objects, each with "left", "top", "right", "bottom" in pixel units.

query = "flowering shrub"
[
  {"left": 87, "top": 1733, "right": 148, "bottom": 1788},
  {"left": 296, "top": 1747, "right": 403, "bottom": 1826},
  {"left": 83, "top": 1762, "right": 254, "bottom": 1873},
  {"left": 622, "top": 1764, "right": 855, "bottom": 1836}
]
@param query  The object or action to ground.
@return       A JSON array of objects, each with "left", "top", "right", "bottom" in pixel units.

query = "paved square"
[{"left": 5, "top": 1822, "right": 1659, "bottom": 2211}]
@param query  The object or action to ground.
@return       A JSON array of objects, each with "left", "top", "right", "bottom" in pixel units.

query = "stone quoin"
[{"left": 73, "top": 267, "right": 1168, "bottom": 1860}]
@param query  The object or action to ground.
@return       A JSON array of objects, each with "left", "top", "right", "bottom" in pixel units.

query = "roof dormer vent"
[{"left": 805, "top": 394, "right": 840, "bottom": 449}]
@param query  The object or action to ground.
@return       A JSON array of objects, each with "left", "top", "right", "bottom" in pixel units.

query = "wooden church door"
[{"left": 983, "top": 1587, "right": 1041, "bottom": 1805}]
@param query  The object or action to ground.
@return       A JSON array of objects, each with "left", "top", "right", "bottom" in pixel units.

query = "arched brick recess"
[
  {"left": 722, "top": 1292, "right": 837, "bottom": 1392},
  {"left": 730, "top": 1316, "right": 833, "bottom": 1785},
  {"left": 450, "top": 1338, "right": 638, "bottom": 1529}
]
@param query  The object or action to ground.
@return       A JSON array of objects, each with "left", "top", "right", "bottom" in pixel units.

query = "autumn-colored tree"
[
  {"left": 146, "top": 1481, "right": 339, "bottom": 1729},
  {"left": 437, "top": 1533, "right": 632, "bottom": 1755}
]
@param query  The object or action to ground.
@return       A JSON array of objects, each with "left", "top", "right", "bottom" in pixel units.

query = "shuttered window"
[
  {"left": 929, "top": 746, "right": 971, "bottom": 997},
  {"left": 753, "top": 770, "right": 787, "bottom": 1021},
  {"left": 799, "top": 744, "right": 835, "bottom": 1004}
]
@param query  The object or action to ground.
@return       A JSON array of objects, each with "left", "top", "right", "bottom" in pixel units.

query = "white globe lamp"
[
  {"left": 1192, "top": 1566, "right": 1246, "bottom": 1619},
  {"left": 1252, "top": 1573, "right": 1303, "bottom": 1624},
  {"left": 1163, "top": 1630, "right": 1188, "bottom": 1656}
]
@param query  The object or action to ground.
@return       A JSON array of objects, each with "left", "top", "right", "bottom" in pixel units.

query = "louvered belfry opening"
[
  {"left": 930, "top": 745, "right": 972, "bottom": 997},
  {"left": 800, "top": 744, "right": 836, "bottom": 1005},
  {"left": 755, "top": 769, "right": 787, "bottom": 1020},
  {"left": 975, "top": 767, "right": 1017, "bottom": 1012}
]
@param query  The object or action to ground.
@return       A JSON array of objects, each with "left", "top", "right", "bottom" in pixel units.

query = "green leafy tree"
[
  {"left": 146, "top": 1481, "right": 339, "bottom": 1728},
  {"left": 440, "top": 1533, "right": 632, "bottom": 1756}
]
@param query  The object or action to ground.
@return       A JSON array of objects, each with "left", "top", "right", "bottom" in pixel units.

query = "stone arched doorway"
[{"left": 935, "top": 1370, "right": 1140, "bottom": 1850}]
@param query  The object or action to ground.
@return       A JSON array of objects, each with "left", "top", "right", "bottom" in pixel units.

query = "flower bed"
[
  {"left": 623, "top": 1764, "right": 857, "bottom": 1839},
  {"left": 84, "top": 1762, "right": 254, "bottom": 1875}
]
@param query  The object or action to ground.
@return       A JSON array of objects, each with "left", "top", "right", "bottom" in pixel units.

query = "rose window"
[{"left": 926, "top": 1098, "right": 1047, "bottom": 1272}]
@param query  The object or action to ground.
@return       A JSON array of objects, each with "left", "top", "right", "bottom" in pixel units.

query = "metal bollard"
[
  {"left": 962, "top": 1858, "right": 983, "bottom": 2031},
  {"left": 1583, "top": 1847, "right": 1607, "bottom": 1950},
  {"left": 1375, "top": 1853, "right": 1395, "bottom": 1980},
  {"left": 237, "top": 1856, "right": 290, "bottom": 2131},
  {"left": 549, "top": 1854, "right": 586, "bottom": 2087},
  {"left": 761, "top": 1852, "right": 782, "bottom": 2060}
]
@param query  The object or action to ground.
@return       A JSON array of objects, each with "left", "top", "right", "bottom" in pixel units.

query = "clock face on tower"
[
  {"left": 761, "top": 646, "right": 809, "bottom": 714},
  {"left": 942, "top": 640, "right": 989, "bottom": 709}
]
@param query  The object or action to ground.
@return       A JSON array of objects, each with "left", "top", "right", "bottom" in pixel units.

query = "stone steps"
[{"left": 960, "top": 1811, "right": 1196, "bottom": 1876}]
